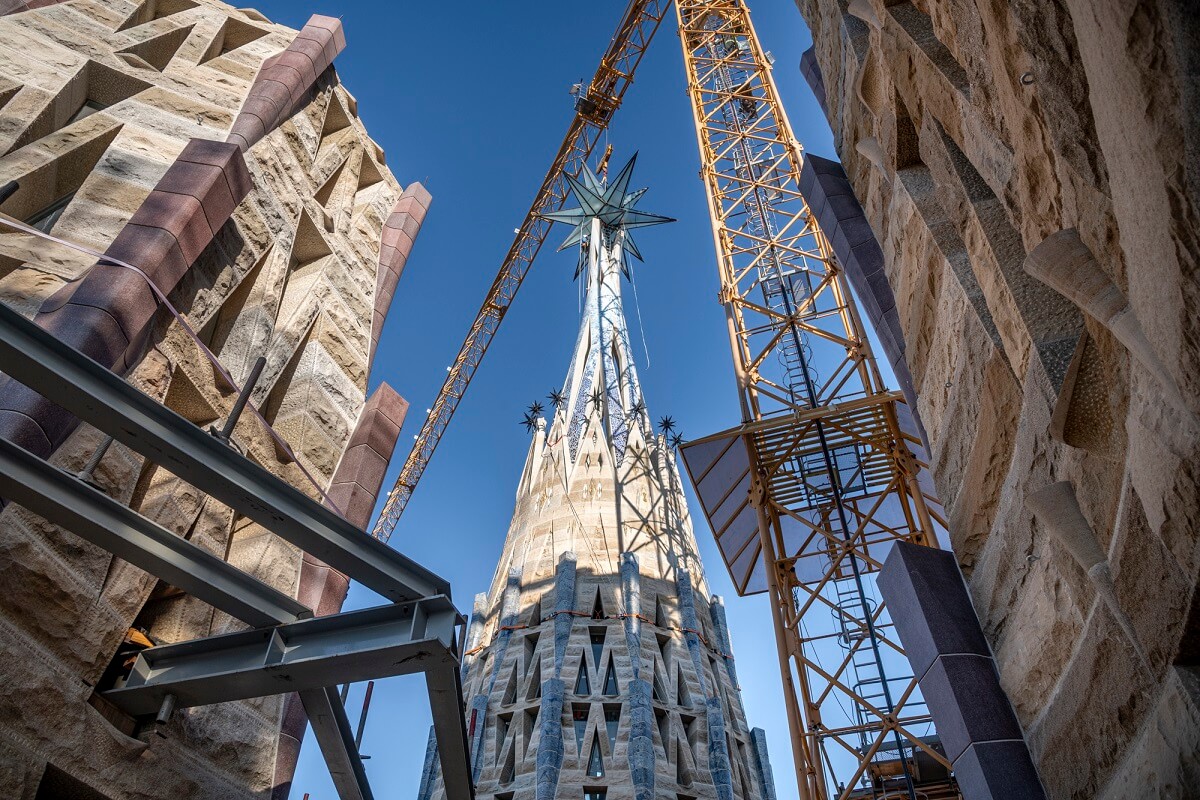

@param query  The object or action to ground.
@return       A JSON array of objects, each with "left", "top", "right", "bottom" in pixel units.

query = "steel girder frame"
[
  {"left": 673, "top": 3, "right": 952, "bottom": 800},
  {"left": 0, "top": 301, "right": 474, "bottom": 800},
  {"left": 0, "top": 301, "right": 446, "bottom": 604},
  {"left": 102, "top": 599, "right": 472, "bottom": 800}
]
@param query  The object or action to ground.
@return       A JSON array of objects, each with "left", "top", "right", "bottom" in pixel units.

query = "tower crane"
[{"left": 371, "top": 2, "right": 962, "bottom": 799}]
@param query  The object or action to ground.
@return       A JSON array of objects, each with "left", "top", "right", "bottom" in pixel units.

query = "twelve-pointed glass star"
[{"left": 540, "top": 154, "right": 674, "bottom": 279}]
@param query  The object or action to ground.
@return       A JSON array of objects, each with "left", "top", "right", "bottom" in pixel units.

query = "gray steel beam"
[
  {"left": 301, "top": 686, "right": 374, "bottom": 800},
  {"left": 0, "top": 301, "right": 448, "bottom": 603},
  {"left": 0, "top": 435, "right": 309, "bottom": 628},
  {"left": 103, "top": 598, "right": 474, "bottom": 800},
  {"left": 426, "top": 659, "right": 475, "bottom": 800},
  {"left": 103, "top": 597, "right": 460, "bottom": 714}
]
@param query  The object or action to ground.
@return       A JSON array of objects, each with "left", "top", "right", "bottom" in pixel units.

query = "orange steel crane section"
[
  {"left": 370, "top": 0, "right": 669, "bottom": 541},
  {"left": 673, "top": 3, "right": 960, "bottom": 798}
]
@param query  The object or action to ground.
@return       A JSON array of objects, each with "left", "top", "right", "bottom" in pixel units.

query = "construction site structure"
[
  {"left": 672, "top": 3, "right": 960, "bottom": 798},
  {"left": 416, "top": 160, "right": 776, "bottom": 800},
  {"left": 367, "top": 0, "right": 966, "bottom": 797}
]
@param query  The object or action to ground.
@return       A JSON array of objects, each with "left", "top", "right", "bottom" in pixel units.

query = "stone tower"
[{"left": 420, "top": 159, "right": 776, "bottom": 800}]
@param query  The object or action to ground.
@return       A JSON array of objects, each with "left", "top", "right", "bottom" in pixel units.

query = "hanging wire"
[{"left": 628, "top": 263, "right": 652, "bottom": 369}]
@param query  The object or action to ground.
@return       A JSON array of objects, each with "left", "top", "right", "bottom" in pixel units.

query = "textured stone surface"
[
  {"left": 0, "top": 2, "right": 413, "bottom": 798},
  {"left": 795, "top": 0, "right": 1200, "bottom": 795}
]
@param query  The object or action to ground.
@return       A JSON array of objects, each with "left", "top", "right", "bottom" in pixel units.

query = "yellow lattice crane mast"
[
  {"left": 673, "top": 3, "right": 959, "bottom": 799},
  {"left": 371, "top": 1, "right": 962, "bottom": 797}
]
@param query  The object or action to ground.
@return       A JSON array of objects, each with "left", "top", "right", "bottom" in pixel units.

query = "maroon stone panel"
[
  {"left": 228, "top": 14, "right": 346, "bottom": 153},
  {"left": 371, "top": 183, "right": 431, "bottom": 366},
  {"left": 271, "top": 382, "right": 408, "bottom": 800},
  {"left": 0, "top": 0, "right": 69, "bottom": 14},
  {"left": 0, "top": 139, "right": 250, "bottom": 458}
]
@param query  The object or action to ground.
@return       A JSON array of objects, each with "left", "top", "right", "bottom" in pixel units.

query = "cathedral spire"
[{"left": 540, "top": 155, "right": 673, "bottom": 467}]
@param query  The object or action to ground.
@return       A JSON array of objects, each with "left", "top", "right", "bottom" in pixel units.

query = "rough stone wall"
[
  {"left": 0, "top": 1, "right": 413, "bottom": 797},
  {"left": 793, "top": 0, "right": 1200, "bottom": 797}
]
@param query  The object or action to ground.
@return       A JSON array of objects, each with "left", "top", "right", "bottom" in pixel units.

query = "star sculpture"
[
  {"left": 547, "top": 388, "right": 566, "bottom": 409},
  {"left": 540, "top": 153, "right": 675, "bottom": 279}
]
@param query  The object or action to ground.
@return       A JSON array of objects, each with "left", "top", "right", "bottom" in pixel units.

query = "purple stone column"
[
  {"left": 371, "top": 183, "right": 431, "bottom": 365},
  {"left": 227, "top": 15, "right": 346, "bottom": 153},
  {"left": 271, "top": 382, "right": 408, "bottom": 799},
  {"left": 879, "top": 542, "right": 1047, "bottom": 800},
  {"left": 0, "top": 138, "right": 250, "bottom": 456}
]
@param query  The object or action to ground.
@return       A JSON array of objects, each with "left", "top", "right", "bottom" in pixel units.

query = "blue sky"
[{"left": 247, "top": 2, "right": 840, "bottom": 798}]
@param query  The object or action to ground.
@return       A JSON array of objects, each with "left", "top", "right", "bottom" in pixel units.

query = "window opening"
[
  {"left": 586, "top": 739, "right": 605, "bottom": 777},
  {"left": 604, "top": 705, "right": 620, "bottom": 745},
  {"left": 602, "top": 660, "right": 619, "bottom": 696},
  {"left": 27, "top": 192, "right": 75, "bottom": 234},
  {"left": 574, "top": 657, "right": 591, "bottom": 695},
  {"left": 589, "top": 627, "right": 606, "bottom": 669},
  {"left": 572, "top": 704, "right": 589, "bottom": 754}
]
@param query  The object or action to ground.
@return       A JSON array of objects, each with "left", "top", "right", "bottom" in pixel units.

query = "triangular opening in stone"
[
  {"left": 499, "top": 735, "right": 515, "bottom": 784},
  {"left": 277, "top": 209, "right": 334, "bottom": 323},
  {"left": 676, "top": 737, "right": 693, "bottom": 787},
  {"left": 602, "top": 660, "right": 619, "bottom": 696},
  {"left": 200, "top": 15, "right": 268, "bottom": 63},
  {"left": 574, "top": 656, "right": 591, "bottom": 696},
  {"left": 523, "top": 707, "right": 539, "bottom": 755},
  {"left": 603, "top": 704, "right": 620, "bottom": 746},
  {"left": 118, "top": 24, "right": 195, "bottom": 71},
  {"left": 572, "top": 704, "right": 588, "bottom": 755},
  {"left": 655, "top": 595, "right": 669, "bottom": 628},
  {"left": 500, "top": 666, "right": 518, "bottom": 706},
  {"left": 117, "top": 0, "right": 199, "bottom": 31},
  {"left": 586, "top": 739, "right": 605, "bottom": 778},
  {"left": 655, "top": 709, "right": 670, "bottom": 759},
  {"left": 524, "top": 656, "right": 542, "bottom": 701},
  {"left": 682, "top": 714, "right": 699, "bottom": 755},
  {"left": 589, "top": 626, "right": 606, "bottom": 670},
  {"left": 676, "top": 664, "right": 691, "bottom": 706},
  {"left": 313, "top": 152, "right": 351, "bottom": 207},
  {"left": 652, "top": 664, "right": 667, "bottom": 702},
  {"left": 495, "top": 713, "right": 512, "bottom": 766},
  {"left": 591, "top": 586, "right": 606, "bottom": 620},
  {"left": 526, "top": 595, "right": 543, "bottom": 628},
  {"left": 656, "top": 631, "right": 671, "bottom": 664},
  {"left": 357, "top": 152, "right": 385, "bottom": 193},
  {"left": 523, "top": 630, "right": 540, "bottom": 670},
  {"left": 260, "top": 323, "right": 313, "bottom": 427},
  {"left": 319, "top": 91, "right": 353, "bottom": 142}
]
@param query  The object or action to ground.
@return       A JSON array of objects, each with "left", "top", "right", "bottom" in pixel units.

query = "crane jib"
[{"left": 370, "top": 0, "right": 669, "bottom": 542}]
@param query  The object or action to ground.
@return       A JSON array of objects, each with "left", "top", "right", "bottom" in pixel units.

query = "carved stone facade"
[
  {"left": 0, "top": 1, "right": 424, "bottom": 797},
  {"left": 794, "top": 0, "right": 1200, "bottom": 797}
]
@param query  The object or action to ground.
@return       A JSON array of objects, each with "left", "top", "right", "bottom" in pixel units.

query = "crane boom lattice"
[
  {"left": 673, "top": 2, "right": 961, "bottom": 799},
  {"left": 371, "top": 0, "right": 668, "bottom": 542}
]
